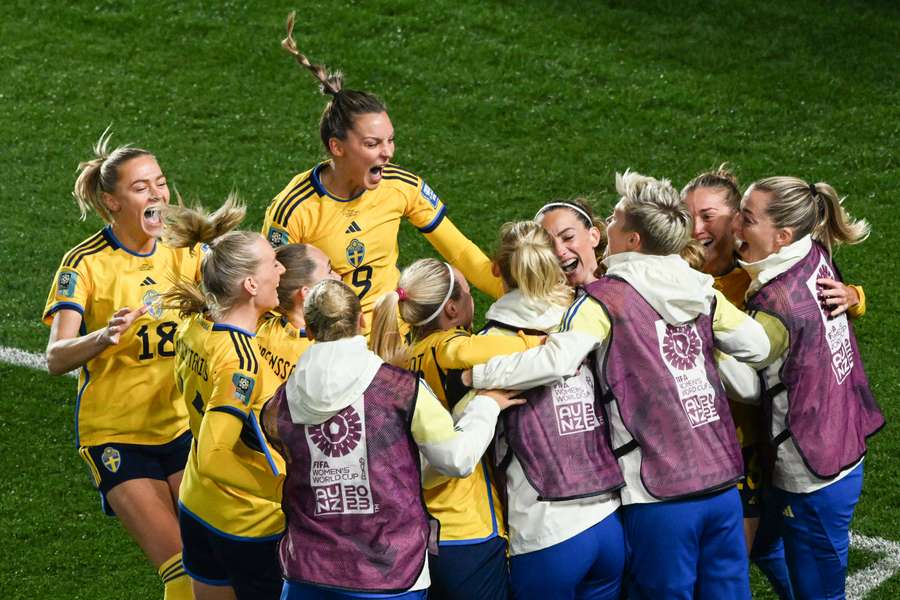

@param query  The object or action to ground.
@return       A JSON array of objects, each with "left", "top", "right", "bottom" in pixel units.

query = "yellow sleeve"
[
  {"left": 847, "top": 284, "right": 866, "bottom": 319},
  {"left": 195, "top": 409, "right": 283, "bottom": 495},
  {"left": 262, "top": 173, "right": 308, "bottom": 247},
  {"left": 436, "top": 330, "right": 542, "bottom": 369},
  {"left": 559, "top": 295, "right": 612, "bottom": 341},
  {"left": 711, "top": 290, "right": 750, "bottom": 333},
  {"left": 423, "top": 216, "right": 504, "bottom": 299},
  {"left": 751, "top": 311, "right": 790, "bottom": 369},
  {"left": 43, "top": 256, "right": 92, "bottom": 325},
  {"left": 410, "top": 383, "right": 459, "bottom": 445}
]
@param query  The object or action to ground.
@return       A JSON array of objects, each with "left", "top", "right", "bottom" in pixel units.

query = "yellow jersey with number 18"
[{"left": 42, "top": 226, "right": 202, "bottom": 447}]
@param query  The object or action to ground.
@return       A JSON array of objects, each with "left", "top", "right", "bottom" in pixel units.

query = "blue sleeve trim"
[
  {"left": 44, "top": 302, "right": 85, "bottom": 321},
  {"left": 208, "top": 405, "right": 250, "bottom": 420},
  {"left": 561, "top": 294, "right": 589, "bottom": 332},
  {"left": 418, "top": 205, "right": 447, "bottom": 234},
  {"left": 249, "top": 411, "right": 281, "bottom": 476}
]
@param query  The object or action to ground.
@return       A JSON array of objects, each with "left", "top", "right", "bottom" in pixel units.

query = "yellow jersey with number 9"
[
  {"left": 262, "top": 163, "right": 448, "bottom": 318},
  {"left": 42, "top": 226, "right": 202, "bottom": 448}
]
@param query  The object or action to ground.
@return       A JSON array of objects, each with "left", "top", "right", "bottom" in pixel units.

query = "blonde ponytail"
[
  {"left": 494, "top": 221, "right": 572, "bottom": 306},
  {"left": 749, "top": 177, "right": 870, "bottom": 255},
  {"left": 73, "top": 126, "right": 154, "bottom": 222},
  {"left": 369, "top": 291, "right": 409, "bottom": 367}
]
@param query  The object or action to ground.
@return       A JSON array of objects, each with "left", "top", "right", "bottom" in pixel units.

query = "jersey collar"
[{"left": 311, "top": 162, "right": 366, "bottom": 203}]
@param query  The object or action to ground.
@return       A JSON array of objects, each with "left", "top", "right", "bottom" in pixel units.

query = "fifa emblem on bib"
[
  {"left": 142, "top": 289, "right": 164, "bottom": 319},
  {"left": 662, "top": 324, "right": 701, "bottom": 370},
  {"left": 101, "top": 447, "right": 121, "bottom": 473},
  {"left": 267, "top": 226, "right": 289, "bottom": 247},
  {"left": 309, "top": 408, "right": 363, "bottom": 457},
  {"left": 346, "top": 239, "right": 366, "bottom": 268}
]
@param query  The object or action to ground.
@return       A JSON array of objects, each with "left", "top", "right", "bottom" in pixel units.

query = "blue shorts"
[
  {"left": 622, "top": 487, "right": 750, "bottom": 600},
  {"left": 281, "top": 581, "right": 426, "bottom": 599},
  {"left": 179, "top": 506, "right": 282, "bottom": 599},
  {"left": 510, "top": 511, "right": 625, "bottom": 600},
  {"left": 79, "top": 430, "right": 191, "bottom": 516},
  {"left": 428, "top": 536, "right": 509, "bottom": 600}
]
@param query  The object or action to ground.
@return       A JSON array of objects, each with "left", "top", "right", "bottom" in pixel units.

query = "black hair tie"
[{"left": 808, "top": 182, "right": 818, "bottom": 197}]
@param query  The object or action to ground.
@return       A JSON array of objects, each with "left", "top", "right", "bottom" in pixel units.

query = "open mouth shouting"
[
  {"left": 143, "top": 205, "right": 163, "bottom": 229},
  {"left": 367, "top": 164, "right": 385, "bottom": 185}
]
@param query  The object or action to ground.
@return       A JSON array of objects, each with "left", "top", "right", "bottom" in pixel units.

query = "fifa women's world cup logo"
[
  {"left": 662, "top": 324, "right": 701, "bottom": 370},
  {"left": 309, "top": 408, "right": 363, "bottom": 457}
]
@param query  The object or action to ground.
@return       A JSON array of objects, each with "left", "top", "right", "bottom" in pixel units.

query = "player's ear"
[
  {"left": 243, "top": 276, "right": 258, "bottom": 297},
  {"left": 588, "top": 226, "right": 602, "bottom": 249},
  {"left": 490, "top": 262, "right": 501, "bottom": 278},
  {"left": 328, "top": 137, "right": 344, "bottom": 158},
  {"left": 102, "top": 191, "right": 120, "bottom": 214},
  {"left": 357, "top": 311, "right": 366, "bottom": 334}
]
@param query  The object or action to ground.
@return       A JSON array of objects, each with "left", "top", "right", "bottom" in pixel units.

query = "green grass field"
[{"left": 2, "top": 1, "right": 898, "bottom": 597}]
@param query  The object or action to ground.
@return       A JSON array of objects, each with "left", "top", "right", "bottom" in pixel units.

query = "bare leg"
[{"left": 105, "top": 478, "right": 183, "bottom": 568}]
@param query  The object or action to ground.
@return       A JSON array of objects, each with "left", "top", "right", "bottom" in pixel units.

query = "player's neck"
[
  {"left": 287, "top": 307, "right": 306, "bottom": 332},
  {"left": 111, "top": 222, "right": 155, "bottom": 254},
  {"left": 218, "top": 304, "right": 263, "bottom": 334},
  {"left": 704, "top": 251, "right": 737, "bottom": 278},
  {"left": 320, "top": 163, "right": 364, "bottom": 199}
]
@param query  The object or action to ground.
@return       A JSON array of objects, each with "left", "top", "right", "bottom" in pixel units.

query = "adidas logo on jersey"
[
  {"left": 345, "top": 221, "right": 362, "bottom": 234},
  {"left": 783, "top": 505, "right": 795, "bottom": 518},
  {"left": 140, "top": 277, "right": 157, "bottom": 286}
]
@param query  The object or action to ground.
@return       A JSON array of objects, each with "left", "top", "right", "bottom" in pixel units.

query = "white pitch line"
[
  {"left": 0, "top": 346, "right": 899, "bottom": 597},
  {"left": 847, "top": 531, "right": 900, "bottom": 600},
  {"left": 0, "top": 345, "right": 77, "bottom": 378}
]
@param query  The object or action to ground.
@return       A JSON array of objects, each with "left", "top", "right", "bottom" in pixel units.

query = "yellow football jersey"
[
  {"left": 42, "top": 226, "right": 202, "bottom": 447},
  {"left": 175, "top": 315, "right": 286, "bottom": 539},
  {"left": 262, "top": 162, "right": 503, "bottom": 327},
  {"left": 256, "top": 314, "right": 312, "bottom": 383},
  {"left": 408, "top": 328, "right": 538, "bottom": 542}
]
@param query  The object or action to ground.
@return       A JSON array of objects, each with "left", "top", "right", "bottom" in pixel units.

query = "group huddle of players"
[{"left": 43, "top": 13, "right": 882, "bottom": 600}]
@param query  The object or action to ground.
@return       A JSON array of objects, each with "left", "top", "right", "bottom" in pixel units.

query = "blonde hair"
[
  {"left": 494, "top": 221, "right": 572, "bottom": 306},
  {"left": 746, "top": 177, "right": 870, "bottom": 255},
  {"left": 73, "top": 127, "right": 155, "bottom": 222},
  {"left": 304, "top": 280, "right": 361, "bottom": 342},
  {"left": 370, "top": 258, "right": 461, "bottom": 367},
  {"left": 161, "top": 196, "right": 260, "bottom": 321},
  {"left": 274, "top": 244, "right": 320, "bottom": 314},
  {"left": 616, "top": 170, "right": 692, "bottom": 255},
  {"left": 681, "top": 164, "right": 741, "bottom": 212},
  {"left": 680, "top": 239, "right": 707, "bottom": 270}
]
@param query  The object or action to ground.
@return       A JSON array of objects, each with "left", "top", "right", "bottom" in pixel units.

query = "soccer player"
[
  {"left": 43, "top": 130, "right": 199, "bottom": 600},
  {"left": 369, "top": 258, "right": 542, "bottom": 600},
  {"left": 256, "top": 243, "right": 341, "bottom": 383},
  {"left": 736, "top": 176, "right": 884, "bottom": 599},
  {"left": 481, "top": 221, "right": 626, "bottom": 600},
  {"left": 163, "top": 201, "right": 287, "bottom": 600},
  {"left": 468, "top": 172, "right": 772, "bottom": 599},
  {"left": 260, "top": 279, "right": 524, "bottom": 599},
  {"left": 261, "top": 14, "right": 503, "bottom": 329},
  {"left": 683, "top": 166, "right": 867, "bottom": 600},
  {"left": 534, "top": 198, "right": 606, "bottom": 288}
]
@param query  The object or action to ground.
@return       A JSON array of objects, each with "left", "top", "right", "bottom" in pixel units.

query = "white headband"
[
  {"left": 412, "top": 262, "right": 455, "bottom": 327},
  {"left": 534, "top": 202, "right": 594, "bottom": 227}
]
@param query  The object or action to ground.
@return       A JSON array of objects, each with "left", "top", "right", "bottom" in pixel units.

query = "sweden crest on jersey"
[
  {"left": 142, "top": 289, "right": 164, "bottom": 319},
  {"left": 346, "top": 238, "right": 366, "bottom": 268}
]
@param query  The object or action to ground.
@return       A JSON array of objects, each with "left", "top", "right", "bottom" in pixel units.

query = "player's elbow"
[{"left": 45, "top": 349, "right": 70, "bottom": 376}]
